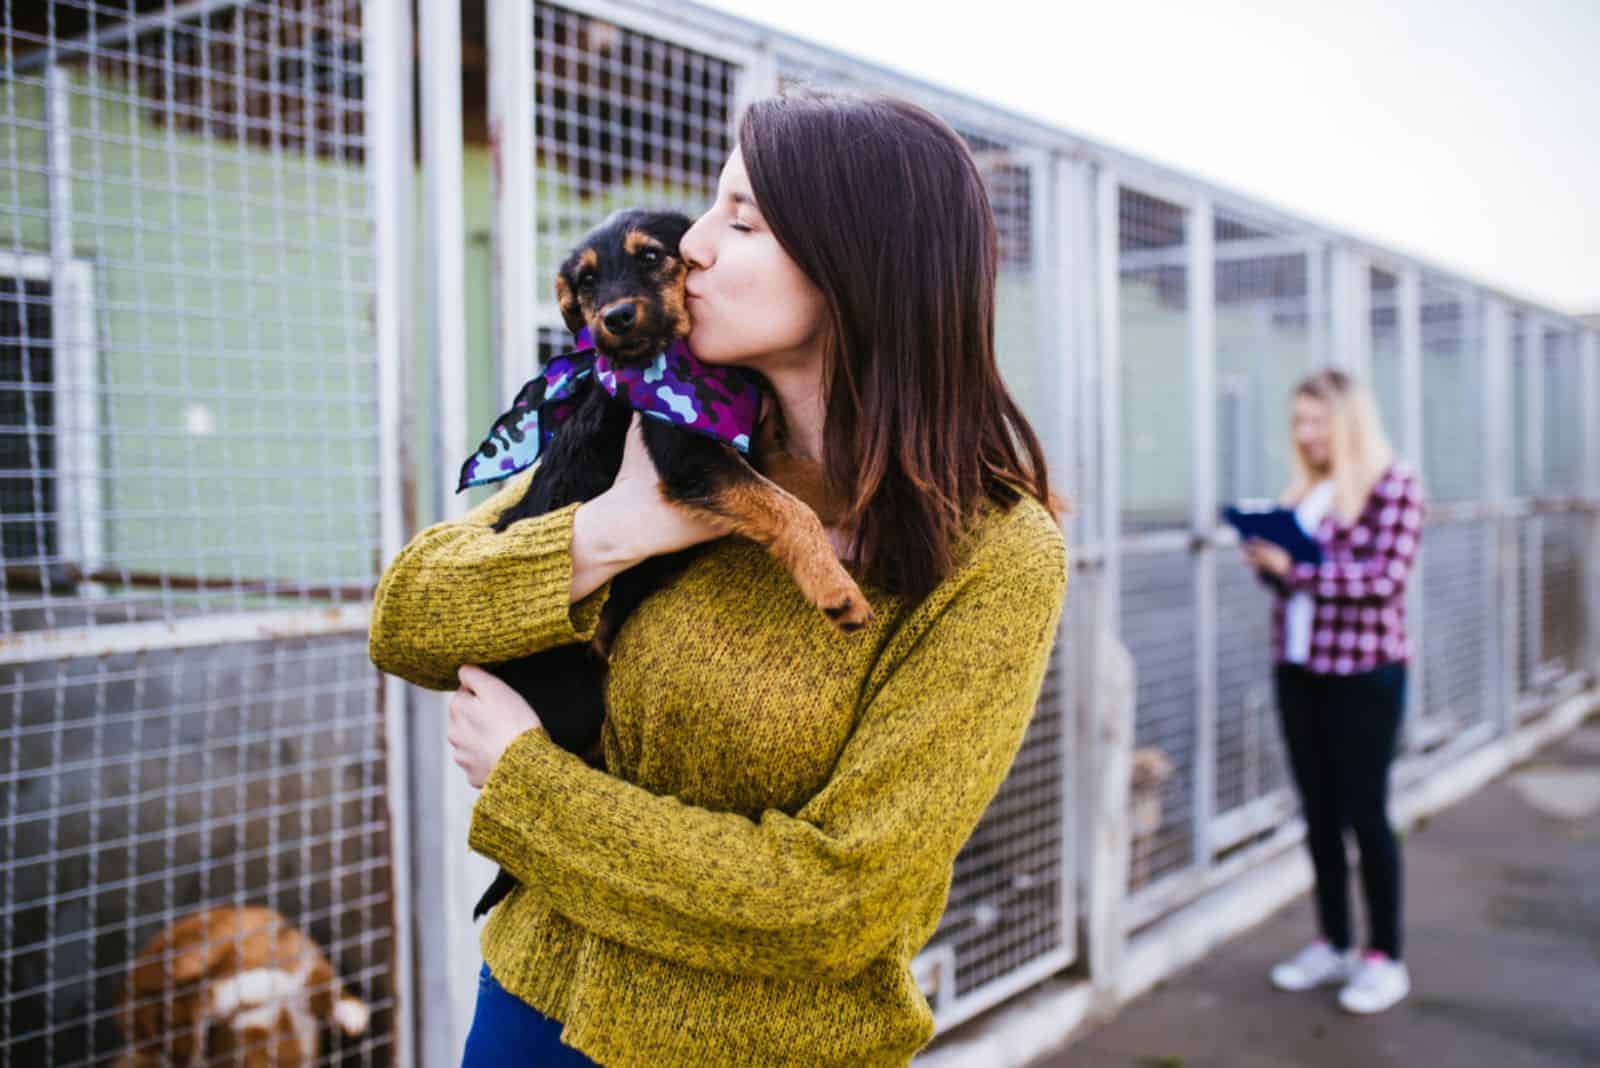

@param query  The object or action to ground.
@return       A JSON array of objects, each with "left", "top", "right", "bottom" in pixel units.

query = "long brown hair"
[{"left": 739, "top": 89, "right": 1060, "bottom": 602}]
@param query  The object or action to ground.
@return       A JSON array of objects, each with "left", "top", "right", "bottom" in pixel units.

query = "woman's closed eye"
[{"left": 729, "top": 220, "right": 754, "bottom": 233}]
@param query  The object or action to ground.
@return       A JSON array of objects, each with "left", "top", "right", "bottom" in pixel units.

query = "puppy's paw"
[
  {"left": 822, "top": 592, "right": 875, "bottom": 632},
  {"left": 796, "top": 558, "right": 874, "bottom": 632}
]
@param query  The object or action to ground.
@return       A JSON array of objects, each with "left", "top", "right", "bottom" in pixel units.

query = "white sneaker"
[
  {"left": 1269, "top": 940, "right": 1359, "bottom": 991},
  {"left": 1338, "top": 953, "right": 1411, "bottom": 1014}
]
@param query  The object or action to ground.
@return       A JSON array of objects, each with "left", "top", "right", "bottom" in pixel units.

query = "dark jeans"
[
  {"left": 1274, "top": 661, "right": 1406, "bottom": 960},
  {"left": 461, "top": 963, "right": 602, "bottom": 1067}
]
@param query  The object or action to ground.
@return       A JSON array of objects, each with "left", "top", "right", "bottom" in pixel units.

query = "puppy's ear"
[
  {"left": 554, "top": 271, "right": 586, "bottom": 335},
  {"left": 171, "top": 941, "right": 213, "bottom": 986},
  {"left": 656, "top": 212, "right": 693, "bottom": 253}
]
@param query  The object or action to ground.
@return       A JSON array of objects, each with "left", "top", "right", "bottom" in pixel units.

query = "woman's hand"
[
  {"left": 569, "top": 414, "right": 730, "bottom": 600},
  {"left": 448, "top": 665, "right": 543, "bottom": 789},
  {"left": 1243, "top": 538, "right": 1292, "bottom": 578}
]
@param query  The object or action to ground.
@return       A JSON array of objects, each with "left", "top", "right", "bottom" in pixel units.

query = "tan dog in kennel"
[
  {"left": 1128, "top": 747, "right": 1175, "bottom": 889},
  {"left": 114, "top": 905, "right": 370, "bottom": 1068}
]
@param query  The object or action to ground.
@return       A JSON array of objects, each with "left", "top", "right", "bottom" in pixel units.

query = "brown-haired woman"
[
  {"left": 1243, "top": 369, "right": 1423, "bottom": 1016},
  {"left": 369, "top": 90, "right": 1067, "bottom": 1067}
]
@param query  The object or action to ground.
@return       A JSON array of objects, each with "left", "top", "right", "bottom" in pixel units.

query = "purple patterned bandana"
[{"left": 457, "top": 328, "right": 764, "bottom": 491}]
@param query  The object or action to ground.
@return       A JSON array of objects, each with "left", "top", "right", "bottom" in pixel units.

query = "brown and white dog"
[{"left": 114, "top": 905, "right": 370, "bottom": 1068}]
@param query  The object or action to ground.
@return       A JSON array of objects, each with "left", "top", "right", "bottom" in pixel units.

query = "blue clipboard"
[{"left": 1221, "top": 505, "right": 1323, "bottom": 566}]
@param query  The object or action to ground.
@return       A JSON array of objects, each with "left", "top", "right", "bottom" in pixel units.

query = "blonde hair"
[{"left": 1282, "top": 369, "right": 1396, "bottom": 524}]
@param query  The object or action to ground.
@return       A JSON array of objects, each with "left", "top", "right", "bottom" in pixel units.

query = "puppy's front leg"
[{"left": 645, "top": 423, "right": 873, "bottom": 631}]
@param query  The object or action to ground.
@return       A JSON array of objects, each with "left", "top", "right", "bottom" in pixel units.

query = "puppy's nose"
[{"left": 602, "top": 303, "right": 637, "bottom": 335}]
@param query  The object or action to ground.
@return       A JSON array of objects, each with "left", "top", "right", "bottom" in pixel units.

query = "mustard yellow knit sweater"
[{"left": 368, "top": 470, "right": 1068, "bottom": 1068}]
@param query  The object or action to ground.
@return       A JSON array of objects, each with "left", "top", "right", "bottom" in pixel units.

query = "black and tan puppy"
[{"left": 469, "top": 209, "right": 870, "bottom": 919}]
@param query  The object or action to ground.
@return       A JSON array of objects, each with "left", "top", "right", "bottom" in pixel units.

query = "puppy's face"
[{"left": 556, "top": 209, "right": 692, "bottom": 363}]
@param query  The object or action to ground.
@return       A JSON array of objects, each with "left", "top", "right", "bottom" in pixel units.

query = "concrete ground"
[{"left": 1038, "top": 718, "right": 1600, "bottom": 1068}]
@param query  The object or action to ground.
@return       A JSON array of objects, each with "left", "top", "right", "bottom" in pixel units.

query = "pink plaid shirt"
[{"left": 1271, "top": 462, "right": 1424, "bottom": 675}]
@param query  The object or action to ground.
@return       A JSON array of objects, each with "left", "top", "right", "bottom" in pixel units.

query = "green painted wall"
[
  {"left": 4, "top": 71, "right": 378, "bottom": 590},
  {"left": 1119, "top": 277, "right": 1319, "bottom": 529}
]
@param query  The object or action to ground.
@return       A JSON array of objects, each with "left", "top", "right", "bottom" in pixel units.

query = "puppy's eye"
[
  {"left": 639, "top": 248, "right": 662, "bottom": 266},
  {"left": 576, "top": 270, "right": 596, "bottom": 291}
]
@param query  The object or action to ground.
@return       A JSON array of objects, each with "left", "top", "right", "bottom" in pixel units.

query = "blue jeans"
[{"left": 461, "top": 963, "right": 602, "bottom": 1067}]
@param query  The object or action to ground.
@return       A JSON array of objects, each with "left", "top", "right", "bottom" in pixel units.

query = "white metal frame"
[
  {"left": 1397, "top": 266, "right": 1429, "bottom": 744},
  {"left": 489, "top": 0, "right": 538, "bottom": 401},
  {"left": 0, "top": 247, "right": 101, "bottom": 580},
  {"left": 1584, "top": 330, "right": 1600, "bottom": 677},
  {"left": 416, "top": 0, "right": 490, "bottom": 1062},
  {"left": 1188, "top": 194, "right": 1218, "bottom": 881},
  {"left": 1105, "top": 170, "right": 1209, "bottom": 914},
  {"left": 366, "top": 0, "right": 417, "bottom": 1060},
  {"left": 1483, "top": 297, "right": 1516, "bottom": 731}
]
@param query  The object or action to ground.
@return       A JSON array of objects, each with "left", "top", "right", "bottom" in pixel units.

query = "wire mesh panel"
[
  {"left": 1419, "top": 280, "right": 1485, "bottom": 504},
  {"left": 2, "top": 636, "right": 392, "bottom": 1066},
  {"left": 933, "top": 622, "right": 1072, "bottom": 1001},
  {"left": 1419, "top": 519, "right": 1495, "bottom": 742},
  {"left": 1213, "top": 211, "right": 1317, "bottom": 505},
  {"left": 2, "top": 3, "right": 378, "bottom": 626},
  {"left": 531, "top": 1, "right": 736, "bottom": 324},
  {"left": 1511, "top": 311, "right": 1536, "bottom": 499},
  {"left": 1516, "top": 516, "right": 1541, "bottom": 699},
  {"left": 1115, "top": 185, "right": 1197, "bottom": 895},
  {"left": 981, "top": 142, "right": 1065, "bottom": 467},
  {"left": 1209, "top": 209, "right": 1314, "bottom": 830},
  {"left": 1538, "top": 512, "right": 1586, "bottom": 689},
  {"left": 1368, "top": 267, "right": 1404, "bottom": 449},
  {"left": 935, "top": 141, "right": 1075, "bottom": 1003},
  {"left": 1415, "top": 281, "right": 1490, "bottom": 746},
  {"left": 1121, "top": 547, "right": 1198, "bottom": 893},
  {"left": 1118, "top": 187, "right": 1191, "bottom": 533},
  {"left": 770, "top": 49, "right": 1078, "bottom": 1021},
  {"left": 2, "top": 3, "right": 397, "bottom": 1065},
  {"left": 1542, "top": 325, "right": 1583, "bottom": 498},
  {"left": 1509, "top": 312, "right": 1540, "bottom": 701},
  {"left": 1214, "top": 553, "right": 1290, "bottom": 821}
]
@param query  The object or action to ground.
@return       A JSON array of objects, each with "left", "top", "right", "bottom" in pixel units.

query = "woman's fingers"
[
  {"left": 457, "top": 663, "right": 492, "bottom": 692},
  {"left": 458, "top": 664, "right": 522, "bottom": 706}
]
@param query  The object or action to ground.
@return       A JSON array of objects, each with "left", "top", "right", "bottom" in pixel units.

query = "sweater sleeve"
[
  {"left": 367, "top": 469, "right": 613, "bottom": 691},
  {"left": 1282, "top": 468, "right": 1423, "bottom": 605},
  {"left": 467, "top": 518, "right": 1069, "bottom": 981}
]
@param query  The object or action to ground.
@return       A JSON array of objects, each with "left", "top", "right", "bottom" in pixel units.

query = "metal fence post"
[
  {"left": 1188, "top": 198, "right": 1217, "bottom": 872},
  {"left": 1037, "top": 149, "right": 1081, "bottom": 967},
  {"left": 1397, "top": 268, "right": 1425, "bottom": 746},
  {"left": 489, "top": 0, "right": 537, "bottom": 398},
  {"left": 418, "top": 0, "right": 485, "bottom": 1060},
  {"left": 1097, "top": 169, "right": 1123, "bottom": 645},
  {"left": 367, "top": 0, "right": 418, "bottom": 1061},
  {"left": 1330, "top": 244, "right": 1371, "bottom": 379},
  {"left": 1085, "top": 164, "right": 1129, "bottom": 993},
  {"left": 1582, "top": 330, "right": 1600, "bottom": 675},
  {"left": 1483, "top": 297, "right": 1513, "bottom": 734},
  {"left": 1524, "top": 316, "right": 1548, "bottom": 698}
]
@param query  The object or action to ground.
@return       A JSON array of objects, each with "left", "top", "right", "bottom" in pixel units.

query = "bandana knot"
[{"left": 458, "top": 328, "right": 764, "bottom": 492}]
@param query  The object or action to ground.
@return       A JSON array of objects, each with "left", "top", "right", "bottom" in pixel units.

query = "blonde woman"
[{"left": 1242, "top": 369, "right": 1423, "bottom": 1015}]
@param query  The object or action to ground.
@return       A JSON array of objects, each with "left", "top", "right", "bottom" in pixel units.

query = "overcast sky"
[{"left": 699, "top": 0, "right": 1599, "bottom": 316}]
